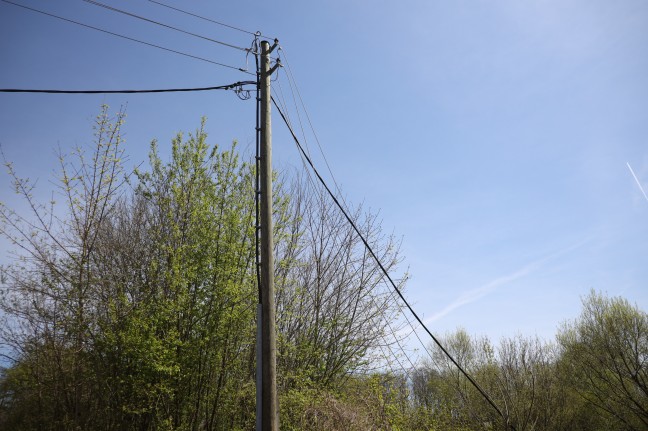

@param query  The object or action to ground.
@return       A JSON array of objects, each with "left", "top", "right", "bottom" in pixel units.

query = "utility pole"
[{"left": 259, "top": 38, "right": 280, "bottom": 431}]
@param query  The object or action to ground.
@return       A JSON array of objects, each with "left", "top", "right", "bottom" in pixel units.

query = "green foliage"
[
  {"left": 0, "top": 107, "right": 406, "bottom": 430},
  {"left": 0, "top": 111, "right": 263, "bottom": 429},
  {"left": 278, "top": 374, "right": 416, "bottom": 431},
  {"left": 558, "top": 290, "right": 648, "bottom": 431}
]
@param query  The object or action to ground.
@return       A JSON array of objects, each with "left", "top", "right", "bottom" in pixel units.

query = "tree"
[
  {"left": 558, "top": 291, "right": 648, "bottom": 431},
  {"left": 421, "top": 329, "right": 499, "bottom": 429},
  {"left": 420, "top": 330, "right": 575, "bottom": 431},
  {"left": 0, "top": 107, "right": 409, "bottom": 430},
  {"left": 274, "top": 172, "right": 406, "bottom": 389},
  {"left": 0, "top": 112, "right": 265, "bottom": 430},
  {"left": 0, "top": 105, "right": 127, "bottom": 429},
  {"left": 493, "top": 335, "right": 571, "bottom": 431}
]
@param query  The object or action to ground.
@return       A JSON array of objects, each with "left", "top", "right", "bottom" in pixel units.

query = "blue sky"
[{"left": 1, "top": 0, "right": 647, "bottom": 358}]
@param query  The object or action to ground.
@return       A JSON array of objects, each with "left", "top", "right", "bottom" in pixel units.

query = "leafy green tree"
[
  {"left": 0, "top": 106, "right": 409, "bottom": 430},
  {"left": 0, "top": 111, "right": 263, "bottom": 430},
  {"left": 558, "top": 291, "right": 648, "bottom": 431},
  {"left": 92, "top": 119, "right": 267, "bottom": 429},
  {"left": 420, "top": 330, "right": 578, "bottom": 431}
]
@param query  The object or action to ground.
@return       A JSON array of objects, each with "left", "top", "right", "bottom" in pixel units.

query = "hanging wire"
[
  {"left": 275, "top": 45, "right": 432, "bottom": 388},
  {"left": 272, "top": 96, "right": 517, "bottom": 431},
  {"left": 272, "top": 44, "right": 462, "bottom": 404},
  {"left": 270, "top": 78, "right": 417, "bottom": 384},
  {"left": 234, "top": 85, "right": 252, "bottom": 100},
  {"left": 271, "top": 64, "right": 423, "bottom": 383},
  {"left": 380, "top": 300, "right": 419, "bottom": 378},
  {"left": 274, "top": 76, "right": 313, "bottom": 159}
]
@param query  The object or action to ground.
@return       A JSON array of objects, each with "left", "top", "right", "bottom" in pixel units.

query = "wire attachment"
[
  {"left": 234, "top": 83, "right": 252, "bottom": 100},
  {"left": 243, "top": 33, "right": 261, "bottom": 72}
]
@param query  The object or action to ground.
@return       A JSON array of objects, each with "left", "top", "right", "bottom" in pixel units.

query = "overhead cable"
[
  {"left": 147, "top": 0, "right": 268, "bottom": 39},
  {"left": 0, "top": 81, "right": 256, "bottom": 94},
  {"left": 0, "top": 0, "right": 251, "bottom": 73},
  {"left": 278, "top": 48, "right": 347, "bottom": 210},
  {"left": 273, "top": 52, "right": 430, "bottom": 363},
  {"left": 274, "top": 69, "right": 427, "bottom": 375},
  {"left": 81, "top": 0, "right": 249, "bottom": 52},
  {"left": 271, "top": 96, "right": 516, "bottom": 431}
]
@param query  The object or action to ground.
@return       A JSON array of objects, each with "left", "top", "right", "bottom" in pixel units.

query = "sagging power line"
[
  {"left": 271, "top": 96, "right": 517, "bottom": 431},
  {"left": 269, "top": 56, "right": 429, "bottom": 384}
]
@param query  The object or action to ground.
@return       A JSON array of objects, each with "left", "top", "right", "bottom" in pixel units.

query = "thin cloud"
[
  {"left": 627, "top": 162, "right": 648, "bottom": 203},
  {"left": 421, "top": 241, "right": 586, "bottom": 326}
]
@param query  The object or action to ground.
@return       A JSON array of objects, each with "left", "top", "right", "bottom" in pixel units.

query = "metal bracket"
[
  {"left": 267, "top": 38, "right": 279, "bottom": 55},
  {"left": 268, "top": 59, "right": 281, "bottom": 76}
]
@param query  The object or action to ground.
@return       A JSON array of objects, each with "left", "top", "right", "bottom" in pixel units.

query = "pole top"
[{"left": 262, "top": 39, "right": 279, "bottom": 55}]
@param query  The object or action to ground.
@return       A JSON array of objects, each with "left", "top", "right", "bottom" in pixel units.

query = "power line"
[
  {"left": 376, "top": 336, "right": 414, "bottom": 384},
  {"left": 0, "top": 81, "right": 256, "bottom": 94},
  {"left": 273, "top": 70, "right": 432, "bottom": 374},
  {"left": 0, "top": 0, "right": 252, "bottom": 73},
  {"left": 273, "top": 53, "right": 432, "bottom": 369},
  {"left": 274, "top": 54, "right": 425, "bottom": 366},
  {"left": 275, "top": 81, "right": 423, "bottom": 379},
  {"left": 147, "top": 0, "right": 268, "bottom": 39},
  {"left": 274, "top": 76, "right": 427, "bottom": 383},
  {"left": 81, "top": 0, "right": 249, "bottom": 52},
  {"left": 278, "top": 47, "right": 348, "bottom": 212},
  {"left": 271, "top": 96, "right": 516, "bottom": 431}
]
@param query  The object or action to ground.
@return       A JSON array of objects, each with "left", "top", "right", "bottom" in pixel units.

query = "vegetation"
[{"left": 0, "top": 107, "right": 646, "bottom": 430}]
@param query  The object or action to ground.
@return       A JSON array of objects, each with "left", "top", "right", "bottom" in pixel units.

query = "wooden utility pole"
[{"left": 259, "top": 39, "right": 279, "bottom": 431}]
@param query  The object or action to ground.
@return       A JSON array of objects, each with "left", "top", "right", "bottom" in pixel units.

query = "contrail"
[
  {"left": 627, "top": 162, "right": 648, "bottom": 203},
  {"left": 415, "top": 240, "right": 588, "bottom": 328}
]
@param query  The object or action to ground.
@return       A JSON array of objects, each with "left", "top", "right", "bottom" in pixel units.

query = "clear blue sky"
[{"left": 1, "top": 1, "right": 647, "bottom": 357}]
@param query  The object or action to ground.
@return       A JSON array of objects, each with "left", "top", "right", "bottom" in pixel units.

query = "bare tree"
[
  {"left": 0, "top": 105, "right": 126, "bottom": 429},
  {"left": 275, "top": 173, "right": 406, "bottom": 388}
]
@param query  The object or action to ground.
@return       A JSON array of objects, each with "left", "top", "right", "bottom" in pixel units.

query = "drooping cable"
[
  {"left": 81, "top": 0, "right": 249, "bottom": 52},
  {"left": 272, "top": 64, "right": 426, "bottom": 379},
  {"left": 271, "top": 96, "right": 516, "bottom": 431},
  {"left": 273, "top": 69, "right": 423, "bottom": 381},
  {"left": 381, "top": 303, "right": 419, "bottom": 377},
  {"left": 270, "top": 96, "right": 417, "bottom": 382},
  {"left": 275, "top": 51, "right": 427, "bottom": 360},
  {"left": 0, "top": 0, "right": 251, "bottom": 73},
  {"left": 377, "top": 337, "right": 413, "bottom": 383},
  {"left": 272, "top": 52, "right": 431, "bottom": 377},
  {"left": 0, "top": 82, "right": 256, "bottom": 94}
]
